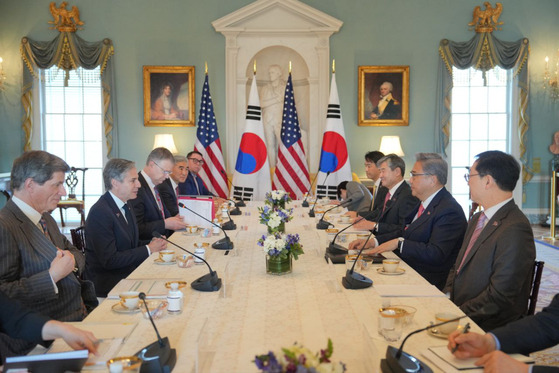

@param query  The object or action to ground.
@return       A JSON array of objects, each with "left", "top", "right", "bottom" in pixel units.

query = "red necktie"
[
  {"left": 416, "top": 204, "right": 425, "bottom": 219},
  {"left": 154, "top": 188, "right": 165, "bottom": 218},
  {"left": 457, "top": 212, "right": 488, "bottom": 273},
  {"left": 382, "top": 192, "right": 391, "bottom": 213}
]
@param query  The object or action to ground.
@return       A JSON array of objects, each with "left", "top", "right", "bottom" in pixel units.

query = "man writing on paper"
[
  {"left": 448, "top": 293, "right": 559, "bottom": 372},
  {"left": 158, "top": 155, "right": 188, "bottom": 217},
  {"left": 348, "top": 153, "right": 467, "bottom": 290},
  {"left": 444, "top": 151, "right": 535, "bottom": 331},
  {"left": 129, "top": 147, "right": 186, "bottom": 241},
  {"left": 0, "top": 151, "right": 97, "bottom": 357},
  {"left": 85, "top": 159, "right": 167, "bottom": 297}
]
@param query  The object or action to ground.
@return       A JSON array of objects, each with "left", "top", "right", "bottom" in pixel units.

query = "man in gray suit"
[
  {"left": 444, "top": 151, "right": 535, "bottom": 331},
  {"left": 0, "top": 151, "right": 97, "bottom": 357}
]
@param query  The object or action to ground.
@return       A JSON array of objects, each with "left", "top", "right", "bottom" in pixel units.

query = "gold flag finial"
[
  {"left": 253, "top": 60, "right": 257, "bottom": 75},
  {"left": 289, "top": 61, "right": 292, "bottom": 74},
  {"left": 205, "top": 62, "right": 208, "bottom": 75},
  {"left": 332, "top": 59, "right": 335, "bottom": 74}
]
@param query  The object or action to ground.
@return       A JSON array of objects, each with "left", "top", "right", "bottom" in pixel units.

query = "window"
[
  {"left": 449, "top": 66, "right": 511, "bottom": 216},
  {"left": 38, "top": 66, "right": 106, "bottom": 223}
]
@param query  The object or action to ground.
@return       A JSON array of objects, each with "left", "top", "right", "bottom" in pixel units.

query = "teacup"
[
  {"left": 356, "top": 233, "right": 370, "bottom": 240},
  {"left": 119, "top": 291, "right": 140, "bottom": 310},
  {"left": 382, "top": 259, "right": 400, "bottom": 273},
  {"left": 159, "top": 249, "right": 175, "bottom": 263},
  {"left": 341, "top": 216, "right": 351, "bottom": 224},
  {"left": 435, "top": 312, "right": 460, "bottom": 335},
  {"left": 186, "top": 225, "right": 198, "bottom": 234}
]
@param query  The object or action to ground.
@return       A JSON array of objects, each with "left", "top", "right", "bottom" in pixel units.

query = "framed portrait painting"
[
  {"left": 358, "top": 65, "right": 409, "bottom": 126},
  {"left": 143, "top": 65, "right": 195, "bottom": 127}
]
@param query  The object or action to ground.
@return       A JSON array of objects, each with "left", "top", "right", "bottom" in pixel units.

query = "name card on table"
[{"left": 178, "top": 196, "right": 215, "bottom": 228}]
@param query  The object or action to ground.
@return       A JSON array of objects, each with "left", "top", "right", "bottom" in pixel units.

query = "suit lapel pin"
[
  {"left": 492, "top": 221, "right": 498, "bottom": 226},
  {"left": 116, "top": 212, "right": 121, "bottom": 218}
]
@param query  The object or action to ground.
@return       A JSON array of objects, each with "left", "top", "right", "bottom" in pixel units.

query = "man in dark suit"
[
  {"left": 0, "top": 150, "right": 97, "bottom": 357},
  {"left": 449, "top": 293, "right": 559, "bottom": 372},
  {"left": 444, "top": 151, "right": 535, "bottom": 331},
  {"left": 157, "top": 155, "right": 188, "bottom": 217},
  {"left": 0, "top": 290, "right": 98, "bottom": 361},
  {"left": 85, "top": 159, "right": 167, "bottom": 297},
  {"left": 352, "top": 153, "right": 418, "bottom": 237},
  {"left": 179, "top": 150, "right": 213, "bottom": 196},
  {"left": 349, "top": 153, "right": 467, "bottom": 289},
  {"left": 129, "top": 147, "right": 186, "bottom": 241}
]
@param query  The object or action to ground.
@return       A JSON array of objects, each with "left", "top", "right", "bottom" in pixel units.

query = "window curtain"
[
  {"left": 435, "top": 32, "right": 532, "bottom": 184},
  {"left": 20, "top": 32, "right": 118, "bottom": 158}
]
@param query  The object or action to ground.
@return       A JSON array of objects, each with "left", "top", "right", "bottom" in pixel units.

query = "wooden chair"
[
  {"left": 526, "top": 261, "right": 545, "bottom": 316},
  {"left": 70, "top": 225, "right": 87, "bottom": 254},
  {"left": 57, "top": 167, "right": 88, "bottom": 227}
]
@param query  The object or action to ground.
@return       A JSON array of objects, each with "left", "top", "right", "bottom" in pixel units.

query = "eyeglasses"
[
  {"left": 188, "top": 158, "right": 204, "bottom": 165},
  {"left": 409, "top": 172, "right": 431, "bottom": 178},
  {"left": 464, "top": 173, "right": 480, "bottom": 182},
  {"left": 153, "top": 161, "right": 172, "bottom": 175}
]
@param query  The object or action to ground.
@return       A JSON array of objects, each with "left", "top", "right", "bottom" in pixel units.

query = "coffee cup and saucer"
[
  {"left": 154, "top": 250, "right": 176, "bottom": 265},
  {"left": 377, "top": 259, "right": 405, "bottom": 275},
  {"left": 112, "top": 291, "right": 141, "bottom": 314}
]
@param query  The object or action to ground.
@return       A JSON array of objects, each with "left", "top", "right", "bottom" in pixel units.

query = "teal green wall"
[{"left": 1, "top": 0, "right": 558, "bottom": 213}]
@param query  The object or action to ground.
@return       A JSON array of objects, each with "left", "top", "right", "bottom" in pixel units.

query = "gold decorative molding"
[
  {"left": 48, "top": 2, "right": 84, "bottom": 33},
  {"left": 468, "top": 2, "right": 503, "bottom": 33}
]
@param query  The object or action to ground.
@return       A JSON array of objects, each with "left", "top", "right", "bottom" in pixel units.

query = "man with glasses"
[
  {"left": 444, "top": 151, "right": 535, "bottom": 331},
  {"left": 129, "top": 147, "right": 186, "bottom": 241},
  {"left": 179, "top": 151, "right": 226, "bottom": 206},
  {"left": 349, "top": 153, "right": 467, "bottom": 290}
]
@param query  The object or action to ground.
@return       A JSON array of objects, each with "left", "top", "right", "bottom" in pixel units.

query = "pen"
[{"left": 451, "top": 322, "right": 471, "bottom": 353}]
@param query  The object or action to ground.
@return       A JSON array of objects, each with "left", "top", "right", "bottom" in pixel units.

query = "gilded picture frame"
[
  {"left": 358, "top": 65, "right": 409, "bottom": 126},
  {"left": 143, "top": 65, "right": 195, "bottom": 127}
]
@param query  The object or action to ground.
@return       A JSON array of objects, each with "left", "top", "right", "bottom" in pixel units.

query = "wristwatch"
[{"left": 397, "top": 237, "right": 405, "bottom": 251}]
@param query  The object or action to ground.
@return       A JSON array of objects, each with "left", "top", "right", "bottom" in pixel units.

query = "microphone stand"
[
  {"left": 178, "top": 202, "right": 234, "bottom": 250},
  {"left": 309, "top": 171, "right": 330, "bottom": 216},
  {"left": 135, "top": 292, "right": 177, "bottom": 373},
  {"left": 153, "top": 232, "right": 222, "bottom": 292},
  {"left": 226, "top": 199, "right": 242, "bottom": 215},
  {"left": 221, "top": 169, "right": 245, "bottom": 207},
  {"left": 316, "top": 198, "right": 353, "bottom": 230},
  {"left": 341, "top": 231, "right": 374, "bottom": 289},
  {"left": 302, "top": 170, "right": 320, "bottom": 207},
  {"left": 221, "top": 209, "right": 237, "bottom": 230}
]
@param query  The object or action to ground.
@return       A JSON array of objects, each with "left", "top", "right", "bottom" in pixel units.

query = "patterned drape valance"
[
  {"left": 20, "top": 32, "right": 118, "bottom": 158},
  {"left": 435, "top": 32, "right": 532, "bottom": 184}
]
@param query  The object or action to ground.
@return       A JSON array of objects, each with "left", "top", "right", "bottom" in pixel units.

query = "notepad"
[{"left": 428, "top": 345, "right": 534, "bottom": 370}]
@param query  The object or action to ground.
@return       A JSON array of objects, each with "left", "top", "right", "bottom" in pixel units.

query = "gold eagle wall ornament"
[
  {"left": 48, "top": 1, "right": 84, "bottom": 32},
  {"left": 468, "top": 2, "right": 503, "bottom": 33}
]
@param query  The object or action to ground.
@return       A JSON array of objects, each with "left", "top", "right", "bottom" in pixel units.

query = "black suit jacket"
[
  {"left": 85, "top": 192, "right": 150, "bottom": 297},
  {"left": 373, "top": 181, "right": 419, "bottom": 237},
  {"left": 157, "top": 178, "right": 179, "bottom": 217},
  {"left": 493, "top": 294, "right": 559, "bottom": 372},
  {"left": 444, "top": 200, "right": 536, "bottom": 331},
  {"left": 129, "top": 173, "right": 172, "bottom": 241},
  {"left": 377, "top": 188, "right": 467, "bottom": 290}
]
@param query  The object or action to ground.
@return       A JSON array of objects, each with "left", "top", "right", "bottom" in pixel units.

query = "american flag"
[
  {"left": 194, "top": 74, "right": 228, "bottom": 199},
  {"left": 272, "top": 73, "right": 310, "bottom": 199}
]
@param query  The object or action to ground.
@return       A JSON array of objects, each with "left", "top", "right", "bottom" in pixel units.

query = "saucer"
[
  {"left": 377, "top": 268, "right": 405, "bottom": 275},
  {"left": 154, "top": 258, "right": 176, "bottom": 265},
  {"left": 111, "top": 303, "right": 141, "bottom": 314},
  {"left": 427, "top": 328, "right": 450, "bottom": 339},
  {"left": 182, "top": 229, "right": 200, "bottom": 236}
]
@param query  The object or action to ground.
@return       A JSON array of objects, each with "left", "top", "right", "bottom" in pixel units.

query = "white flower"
[{"left": 268, "top": 214, "right": 281, "bottom": 228}]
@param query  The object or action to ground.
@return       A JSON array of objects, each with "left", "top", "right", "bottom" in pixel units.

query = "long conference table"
[{"left": 81, "top": 201, "right": 483, "bottom": 372}]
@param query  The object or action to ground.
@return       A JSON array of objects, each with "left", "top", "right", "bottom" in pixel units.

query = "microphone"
[
  {"left": 316, "top": 198, "right": 354, "bottom": 230},
  {"left": 178, "top": 202, "right": 234, "bottom": 250},
  {"left": 135, "top": 292, "right": 177, "bottom": 372},
  {"left": 221, "top": 169, "right": 245, "bottom": 207},
  {"left": 341, "top": 231, "right": 374, "bottom": 289},
  {"left": 309, "top": 171, "right": 330, "bottom": 217},
  {"left": 226, "top": 199, "right": 242, "bottom": 215},
  {"left": 381, "top": 303, "right": 499, "bottom": 373},
  {"left": 221, "top": 208, "right": 237, "bottom": 230},
  {"left": 153, "top": 231, "right": 222, "bottom": 292},
  {"left": 302, "top": 170, "right": 321, "bottom": 207}
]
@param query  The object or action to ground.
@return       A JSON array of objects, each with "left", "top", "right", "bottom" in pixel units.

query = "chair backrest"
[
  {"left": 65, "top": 167, "right": 88, "bottom": 200},
  {"left": 70, "top": 225, "right": 87, "bottom": 254},
  {"left": 526, "top": 260, "right": 545, "bottom": 316}
]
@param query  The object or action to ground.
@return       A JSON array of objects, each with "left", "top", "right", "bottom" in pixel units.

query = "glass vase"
[{"left": 266, "top": 253, "right": 292, "bottom": 275}]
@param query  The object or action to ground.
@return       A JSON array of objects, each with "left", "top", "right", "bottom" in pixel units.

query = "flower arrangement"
[
  {"left": 258, "top": 205, "right": 293, "bottom": 233},
  {"left": 254, "top": 339, "right": 346, "bottom": 373},
  {"left": 257, "top": 233, "right": 304, "bottom": 260},
  {"left": 265, "top": 190, "right": 292, "bottom": 208}
]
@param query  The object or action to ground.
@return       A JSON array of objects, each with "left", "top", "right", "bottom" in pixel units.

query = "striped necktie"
[
  {"left": 457, "top": 212, "right": 488, "bottom": 273},
  {"left": 154, "top": 188, "right": 165, "bottom": 218}
]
